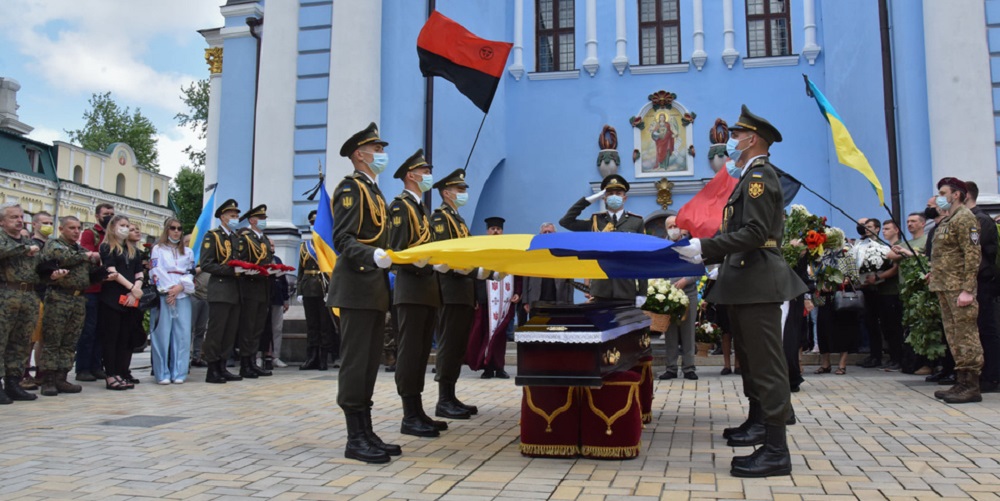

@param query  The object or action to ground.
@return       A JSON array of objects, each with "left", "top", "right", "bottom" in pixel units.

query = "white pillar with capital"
[
  {"left": 721, "top": 0, "right": 739, "bottom": 69},
  {"left": 582, "top": 0, "right": 599, "bottom": 76},
  {"left": 201, "top": 29, "right": 223, "bottom": 193}
]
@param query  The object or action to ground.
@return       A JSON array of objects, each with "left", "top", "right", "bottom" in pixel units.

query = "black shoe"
[
  {"left": 684, "top": 372, "right": 699, "bottom": 380},
  {"left": 720, "top": 367, "right": 732, "bottom": 375},
  {"left": 239, "top": 357, "right": 259, "bottom": 379},
  {"left": 658, "top": 371, "right": 677, "bottom": 380},
  {"left": 300, "top": 347, "right": 320, "bottom": 370},
  {"left": 786, "top": 408, "right": 796, "bottom": 425},
  {"left": 190, "top": 357, "right": 208, "bottom": 368},
  {"left": 926, "top": 370, "right": 950, "bottom": 382},
  {"left": 723, "top": 401, "right": 760, "bottom": 440},
  {"left": 884, "top": 362, "right": 901, "bottom": 372},
  {"left": 122, "top": 375, "right": 141, "bottom": 385},
  {"left": 730, "top": 425, "right": 791, "bottom": 478},
  {"left": 937, "top": 374, "right": 957, "bottom": 386},
  {"left": 494, "top": 370, "right": 510, "bottom": 379},
  {"left": 362, "top": 409, "right": 402, "bottom": 456},
  {"left": 318, "top": 349, "right": 329, "bottom": 371},
  {"left": 75, "top": 371, "right": 96, "bottom": 382},
  {"left": 249, "top": 357, "right": 272, "bottom": 377},
  {"left": 436, "top": 382, "right": 472, "bottom": 420},
  {"left": 4, "top": 377, "right": 37, "bottom": 401},
  {"left": 262, "top": 357, "right": 274, "bottom": 372},
  {"left": 385, "top": 365, "right": 396, "bottom": 373},
  {"left": 859, "top": 356, "right": 882, "bottom": 369},
  {"left": 480, "top": 368, "right": 494, "bottom": 379},
  {"left": 418, "top": 404, "right": 449, "bottom": 430},
  {"left": 790, "top": 384, "right": 800, "bottom": 393},
  {"left": 205, "top": 360, "right": 227, "bottom": 384},
  {"left": 734, "top": 367, "right": 742, "bottom": 375},
  {"left": 400, "top": 396, "right": 440, "bottom": 437},
  {"left": 727, "top": 422, "right": 766, "bottom": 447},
  {"left": 344, "top": 412, "right": 391, "bottom": 464},
  {"left": 220, "top": 361, "right": 243, "bottom": 381}
]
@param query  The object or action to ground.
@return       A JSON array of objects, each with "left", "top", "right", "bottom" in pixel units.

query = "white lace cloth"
[{"left": 514, "top": 319, "right": 650, "bottom": 344}]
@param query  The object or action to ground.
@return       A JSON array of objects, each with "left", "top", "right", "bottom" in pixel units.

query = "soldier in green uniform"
[
  {"left": 298, "top": 210, "right": 338, "bottom": 371},
  {"left": 0, "top": 203, "right": 42, "bottom": 403},
  {"left": 674, "top": 105, "right": 807, "bottom": 478},
  {"left": 236, "top": 204, "right": 274, "bottom": 378},
  {"left": 328, "top": 122, "right": 399, "bottom": 463},
  {"left": 929, "top": 177, "right": 984, "bottom": 404},
  {"left": 560, "top": 174, "right": 647, "bottom": 305},
  {"left": 431, "top": 169, "right": 481, "bottom": 419},
  {"left": 387, "top": 149, "right": 447, "bottom": 437},
  {"left": 199, "top": 199, "right": 246, "bottom": 384},
  {"left": 37, "top": 216, "right": 101, "bottom": 396}
]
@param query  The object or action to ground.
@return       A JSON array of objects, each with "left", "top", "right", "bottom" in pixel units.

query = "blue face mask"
[
  {"left": 935, "top": 195, "right": 952, "bottom": 211},
  {"left": 725, "top": 160, "right": 741, "bottom": 179},
  {"left": 366, "top": 151, "right": 389, "bottom": 174},
  {"left": 454, "top": 192, "right": 469, "bottom": 207},
  {"left": 417, "top": 174, "right": 434, "bottom": 193},
  {"left": 606, "top": 195, "right": 624, "bottom": 211},
  {"left": 255, "top": 219, "right": 267, "bottom": 230},
  {"left": 226, "top": 218, "right": 239, "bottom": 231},
  {"left": 726, "top": 136, "right": 747, "bottom": 163}
]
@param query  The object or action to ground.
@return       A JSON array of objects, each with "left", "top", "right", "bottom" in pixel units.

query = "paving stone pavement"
[{"left": 4, "top": 364, "right": 1000, "bottom": 500}]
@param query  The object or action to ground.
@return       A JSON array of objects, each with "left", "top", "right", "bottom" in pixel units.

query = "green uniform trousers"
[
  {"left": 0, "top": 290, "right": 39, "bottom": 378},
  {"left": 728, "top": 302, "right": 790, "bottom": 426},
  {"left": 938, "top": 291, "right": 984, "bottom": 373},
  {"left": 394, "top": 304, "right": 437, "bottom": 397},
  {"left": 41, "top": 290, "right": 86, "bottom": 371},
  {"left": 238, "top": 278, "right": 269, "bottom": 356},
  {"left": 338, "top": 308, "right": 386, "bottom": 413},
  {"left": 203, "top": 302, "right": 240, "bottom": 363},
  {"left": 434, "top": 304, "right": 475, "bottom": 384}
]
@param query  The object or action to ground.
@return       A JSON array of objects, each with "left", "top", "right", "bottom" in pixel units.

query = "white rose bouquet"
[
  {"left": 858, "top": 241, "right": 891, "bottom": 278},
  {"left": 642, "top": 278, "right": 690, "bottom": 323}
]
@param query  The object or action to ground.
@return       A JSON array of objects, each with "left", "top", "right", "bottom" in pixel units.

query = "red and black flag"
[{"left": 417, "top": 11, "right": 512, "bottom": 113}]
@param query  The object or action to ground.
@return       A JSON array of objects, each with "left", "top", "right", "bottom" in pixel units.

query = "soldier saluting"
[
  {"left": 199, "top": 199, "right": 246, "bottom": 384},
  {"left": 327, "top": 122, "right": 399, "bottom": 464},
  {"left": 674, "top": 105, "right": 807, "bottom": 478},
  {"left": 236, "top": 204, "right": 274, "bottom": 379}
]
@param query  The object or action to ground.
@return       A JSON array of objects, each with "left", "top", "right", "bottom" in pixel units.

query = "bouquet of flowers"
[
  {"left": 642, "top": 278, "right": 690, "bottom": 331},
  {"left": 227, "top": 259, "right": 270, "bottom": 276},
  {"left": 858, "top": 241, "right": 891, "bottom": 283},
  {"left": 695, "top": 321, "right": 723, "bottom": 344},
  {"left": 783, "top": 204, "right": 833, "bottom": 267}
]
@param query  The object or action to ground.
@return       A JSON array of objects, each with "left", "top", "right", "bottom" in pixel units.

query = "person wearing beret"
[
  {"left": 327, "top": 122, "right": 399, "bottom": 464},
  {"left": 386, "top": 149, "right": 448, "bottom": 437},
  {"left": 430, "top": 168, "right": 483, "bottom": 419},
  {"left": 559, "top": 174, "right": 647, "bottom": 306},
  {"left": 674, "top": 105, "right": 807, "bottom": 477},
  {"left": 235, "top": 204, "right": 274, "bottom": 378},
  {"left": 297, "top": 210, "right": 339, "bottom": 371},
  {"left": 199, "top": 199, "right": 246, "bottom": 384}
]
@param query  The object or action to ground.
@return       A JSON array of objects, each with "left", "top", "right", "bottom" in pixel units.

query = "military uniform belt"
[
  {"left": 49, "top": 288, "right": 83, "bottom": 297},
  {"left": 761, "top": 239, "right": 778, "bottom": 248},
  {"left": 304, "top": 270, "right": 323, "bottom": 275},
  {"left": 0, "top": 281, "right": 34, "bottom": 292}
]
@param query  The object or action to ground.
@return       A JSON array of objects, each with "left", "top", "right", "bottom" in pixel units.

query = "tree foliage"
[
  {"left": 900, "top": 254, "right": 946, "bottom": 359},
  {"left": 175, "top": 79, "right": 209, "bottom": 169},
  {"left": 169, "top": 165, "right": 205, "bottom": 234},
  {"left": 66, "top": 92, "right": 159, "bottom": 171}
]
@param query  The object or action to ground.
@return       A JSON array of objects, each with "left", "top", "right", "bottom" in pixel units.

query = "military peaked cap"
[
  {"left": 730, "top": 104, "right": 782, "bottom": 144},
  {"left": 308, "top": 209, "right": 317, "bottom": 223},
  {"left": 393, "top": 149, "right": 432, "bottom": 179},
  {"left": 601, "top": 174, "right": 630, "bottom": 193},
  {"left": 339, "top": 122, "right": 389, "bottom": 158},
  {"left": 239, "top": 204, "right": 267, "bottom": 222},
  {"left": 484, "top": 217, "right": 505, "bottom": 229},
  {"left": 214, "top": 198, "right": 240, "bottom": 219},
  {"left": 433, "top": 168, "right": 468, "bottom": 190}
]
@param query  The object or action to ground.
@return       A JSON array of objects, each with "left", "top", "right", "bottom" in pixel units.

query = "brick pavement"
[{"left": 3, "top": 364, "right": 1000, "bottom": 500}]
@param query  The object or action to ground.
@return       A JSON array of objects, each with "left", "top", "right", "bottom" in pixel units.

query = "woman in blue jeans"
[{"left": 150, "top": 218, "right": 195, "bottom": 384}]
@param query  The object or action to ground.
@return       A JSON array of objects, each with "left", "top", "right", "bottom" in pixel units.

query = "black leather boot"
[
  {"left": 723, "top": 400, "right": 759, "bottom": 439},
  {"left": 318, "top": 348, "right": 329, "bottom": 371},
  {"left": 400, "top": 395, "right": 440, "bottom": 437},
  {"left": 4, "top": 376, "right": 37, "bottom": 401},
  {"left": 205, "top": 360, "right": 227, "bottom": 384},
  {"left": 344, "top": 412, "right": 391, "bottom": 464},
  {"left": 363, "top": 409, "right": 401, "bottom": 456},
  {"left": 262, "top": 356, "right": 274, "bottom": 372},
  {"left": 417, "top": 402, "right": 448, "bottom": 431},
  {"left": 785, "top": 406, "right": 796, "bottom": 425},
  {"left": 239, "top": 357, "right": 259, "bottom": 379},
  {"left": 250, "top": 356, "right": 272, "bottom": 377},
  {"left": 299, "top": 347, "right": 320, "bottom": 370},
  {"left": 435, "top": 382, "right": 472, "bottom": 420},
  {"left": 730, "top": 424, "right": 792, "bottom": 477},
  {"left": 219, "top": 360, "right": 243, "bottom": 381},
  {"left": 727, "top": 422, "right": 766, "bottom": 447}
]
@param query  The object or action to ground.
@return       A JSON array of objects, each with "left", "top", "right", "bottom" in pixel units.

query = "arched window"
[
  {"left": 116, "top": 174, "right": 126, "bottom": 195},
  {"left": 639, "top": 0, "right": 681, "bottom": 66},
  {"left": 152, "top": 189, "right": 161, "bottom": 205},
  {"left": 73, "top": 165, "right": 83, "bottom": 183}
]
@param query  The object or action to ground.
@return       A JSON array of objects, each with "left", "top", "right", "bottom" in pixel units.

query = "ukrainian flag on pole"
[
  {"left": 189, "top": 184, "right": 217, "bottom": 263},
  {"left": 804, "top": 75, "right": 885, "bottom": 206},
  {"left": 311, "top": 186, "right": 338, "bottom": 273}
]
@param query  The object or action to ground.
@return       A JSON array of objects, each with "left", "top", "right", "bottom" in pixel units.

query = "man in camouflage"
[
  {"left": 929, "top": 177, "right": 984, "bottom": 404},
  {"left": 37, "top": 216, "right": 101, "bottom": 396},
  {"left": 0, "top": 203, "right": 42, "bottom": 404}
]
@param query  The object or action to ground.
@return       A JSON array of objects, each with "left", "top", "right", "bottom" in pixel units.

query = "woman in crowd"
[
  {"left": 814, "top": 246, "right": 861, "bottom": 375},
  {"left": 99, "top": 215, "right": 144, "bottom": 390},
  {"left": 150, "top": 218, "right": 195, "bottom": 384}
]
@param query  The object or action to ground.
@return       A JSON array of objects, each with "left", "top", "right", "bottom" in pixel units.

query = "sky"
[{"left": 0, "top": 0, "right": 227, "bottom": 180}]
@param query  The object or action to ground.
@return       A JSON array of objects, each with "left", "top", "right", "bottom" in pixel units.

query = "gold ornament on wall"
[
  {"left": 205, "top": 47, "right": 223, "bottom": 75},
  {"left": 655, "top": 178, "right": 674, "bottom": 209}
]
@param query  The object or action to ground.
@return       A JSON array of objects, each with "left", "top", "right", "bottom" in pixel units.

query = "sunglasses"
[{"left": 168, "top": 225, "right": 182, "bottom": 231}]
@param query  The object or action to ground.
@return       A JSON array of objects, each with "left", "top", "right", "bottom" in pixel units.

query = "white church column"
[
  {"left": 691, "top": 0, "right": 707, "bottom": 70},
  {"left": 721, "top": 0, "right": 739, "bottom": 69},
  {"left": 582, "top": 0, "right": 599, "bottom": 76},
  {"left": 325, "top": 0, "right": 382, "bottom": 188},
  {"left": 252, "top": 0, "right": 299, "bottom": 264},
  {"left": 509, "top": 0, "right": 525, "bottom": 80},
  {"left": 612, "top": 0, "right": 628, "bottom": 74},
  {"left": 202, "top": 29, "right": 223, "bottom": 192},
  {"left": 923, "top": 0, "right": 997, "bottom": 191},
  {"left": 801, "top": 0, "right": 821, "bottom": 64}
]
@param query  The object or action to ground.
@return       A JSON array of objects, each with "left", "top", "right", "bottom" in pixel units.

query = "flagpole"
[
  {"left": 462, "top": 112, "right": 489, "bottom": 173},
  {"left": 423, "top": 0, "right": 436, "bottom": 207}
]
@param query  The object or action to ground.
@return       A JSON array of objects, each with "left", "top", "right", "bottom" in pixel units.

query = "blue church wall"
[{"left": 216, "top": 33, "right": 259, "bottom": 211}]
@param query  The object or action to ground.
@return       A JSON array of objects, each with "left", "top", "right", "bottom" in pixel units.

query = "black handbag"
[
  {"left": 138, "top": 283, "right": 159, "bottom": 310},
  {"left": 833, "top": 287, "right": 864, "bottom": 313}
]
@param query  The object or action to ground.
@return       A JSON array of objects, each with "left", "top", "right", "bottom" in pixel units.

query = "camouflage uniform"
[
  {"left": 39, "top": 236, "right": 93, "bottom": 372},
  {"left": 0, "top": 232, "right": 42, "bottom": 379},
  {"left": 929, "top": 204, "right": 984, "bottom": 374}
]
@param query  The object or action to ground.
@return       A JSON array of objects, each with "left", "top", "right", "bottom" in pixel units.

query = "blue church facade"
[{"left": 202, "top": 0, "right": 998, "bottom": 265}]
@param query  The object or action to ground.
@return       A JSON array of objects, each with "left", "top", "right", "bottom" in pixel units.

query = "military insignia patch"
[
  {"left": 392, "top": 215, "right": 402, "bottom": 227},
  {"left": 748, "top": 181, "right": 765, "bottom": 199},
  {"left": 971, "top": 228, "right": 981, "bottom": 245},
  {"left": 434, "top": 224, "right": 445, "bottom": 233},
  {"left": 342, "top": 196, "right": 354, "bottom": 208},
  {"left": 204, "top": 242, "right": 210, "bottom": 249},
  {"left": 751, "top": 172, "right": 763, "bottom": 178}
]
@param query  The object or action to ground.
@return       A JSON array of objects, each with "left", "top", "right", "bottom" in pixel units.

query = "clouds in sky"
[{"left": 1, "top": 0, "right": 225, "bottom": 178}]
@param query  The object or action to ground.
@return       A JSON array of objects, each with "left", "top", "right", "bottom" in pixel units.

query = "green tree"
[
  {"left": 66, "top": 92, "right": 159, "bottom": 171},
  {"left": 169, "top": 165, "right": 205, "bottom": 234},
  {"left": 174, "top": 79, "right": 209, "bottom": 169}
]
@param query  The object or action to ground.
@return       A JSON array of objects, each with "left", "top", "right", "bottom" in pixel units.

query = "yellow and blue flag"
[
  {"left": 189, "top": 185, "right": 217, "bottom": 263},
  {"left": 311, "top": 186, "right": 338, "bottom": 273},
  {"left": 805, "top": 76, "right": 885, "bottom": 205},
  {"left": 387, "top": 232, "right": 703, "bottom": 279}
]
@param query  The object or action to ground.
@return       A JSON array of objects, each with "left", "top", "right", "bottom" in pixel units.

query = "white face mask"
[
  {"left": 116, "top": 226, "right": 130, "bottom": 238},
  {"left": 667, "top": 228, "right": 681, "bottom": 241}
]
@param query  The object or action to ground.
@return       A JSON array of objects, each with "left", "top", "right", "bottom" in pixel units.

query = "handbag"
[
  {"left": 138, "top": 282, "right": 159, "bottom": 310},
  {"left": 833, "top": 286, "right": 864, "bottom": 313}
]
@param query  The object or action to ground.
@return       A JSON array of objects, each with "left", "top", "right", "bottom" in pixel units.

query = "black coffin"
[{"left": 515, "top": 301, "right": 653, "bottom": 387}]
